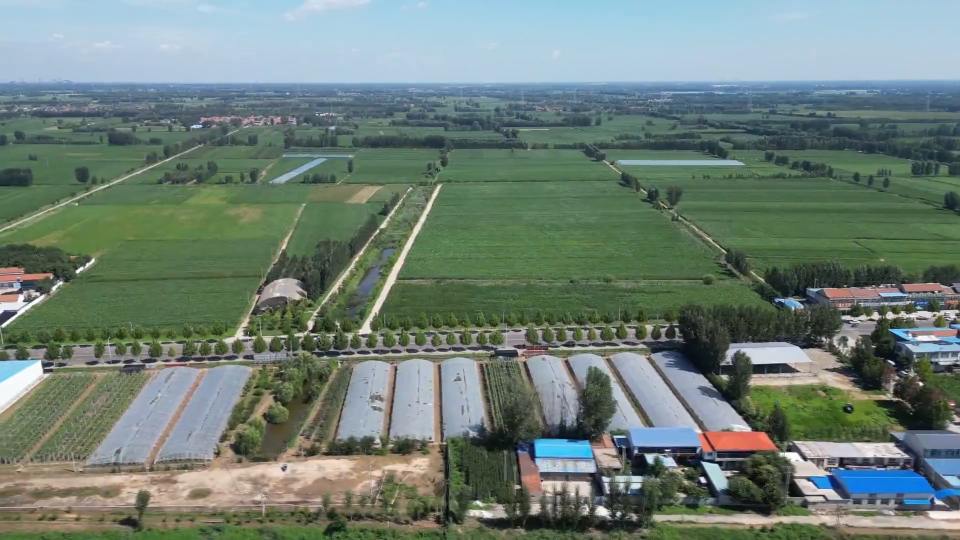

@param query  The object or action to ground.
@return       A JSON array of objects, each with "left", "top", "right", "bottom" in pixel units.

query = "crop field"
[
  {"left": 33, "top": 372, "right": 150, "bottom": 463},
  {"left": 402, "top": 182, "right": 721, "bottom": 281},
  {"left": 286, "top": 203, "right": 379, "bottom": 257},
  {"left": 749, "top": 385, "right": 902, "bottom": 442},
  {"left": 0, "top": 374, "right": 96, "bottom": 464},
  {"left": 0, "top": 196, "right": 298, "bottom": 330},
  {"left": 663, "top": 176, "right": 960, "bottom": 272},
  {"left": 610, "top": 150, "right": 782, "bottom": 182},
  {"left": 442, "top": 150, "right": 613, "bottom": 182},
  {"left": 481, "top": 362, "right": 536, "bottom": 430},
  {"left": 455, "top": 439, "right": 518, "bottom": 502},
  {"left": 382, "top": 280, "right": 766, "bottom": 320},
  {"left": 930, "top": 374, "right": 960, "bottom": 403},
  {"left": 345, "top": 149, "right": 447, "bottom": 184}
]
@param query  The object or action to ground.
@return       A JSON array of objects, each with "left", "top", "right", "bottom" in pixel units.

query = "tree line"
[
  {"left": 368, "top": 307, "right": 676, "bottom": 334},
  {"left": 763, "top": 261, "right": 905, "bottom": 297},
  {"left": 677, "top": 303, "right": 842, "bottom": 373},
  {"left": 0, "top": 168, "right": 33, "bottom": 187}
]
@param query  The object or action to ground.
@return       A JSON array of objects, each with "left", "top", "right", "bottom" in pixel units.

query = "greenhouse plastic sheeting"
[
  {"left": 86, "top": 367, "right": 200, "bottom": 467},
  {"left": 610, "top": 352, "right": 699, "bottom": 431},
  {"left": 337, "top": 361, "right": 390, "bottom": 440},
  {"left": 567, "top": 354, "right": 644, "bottom": 430},
  {"left": 526, "top": 355, "right": 579, "bottom": 433},
  {"left": 440, "top": 357, "right": 484, "bottom": 439},
  {"left": 155, "top": 365, "right": 251, "bottom": 463},
  {"left": 389, "top": 359, "right": 435, "bottom": 441},
  {"left": 651, "top": 351, "right": 750, "bottom": 432}
]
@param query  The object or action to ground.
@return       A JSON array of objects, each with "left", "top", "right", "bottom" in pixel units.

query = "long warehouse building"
[
  {"left": 526, "top": 355, "right": 579, "bottom": 433},
  {"left": 651, "top": 351, "right": 751, "bottom": 432},
  {"left": 0, "top": 360, "right": 42, "bottom": 414},
  {"left": 610, "top": 352, "right": 700, "bottom": 431},
  {"left": 338, "top": 361, "right": 391, "bottom": 440},
  {"left": 440, "top": 357, "right": 485, "bottom": 439},
  {"left": 389, "top": 359, "right": 435, "bottom": 442},
  {"left": 567, "top": 354, "right": 643, "bottom": 430}
]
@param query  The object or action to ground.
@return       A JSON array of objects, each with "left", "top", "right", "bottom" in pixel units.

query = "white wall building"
[{"left": 0, "top": 360, "right": 42, "bottom": 413}]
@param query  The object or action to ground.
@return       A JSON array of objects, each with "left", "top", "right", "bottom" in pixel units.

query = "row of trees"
[
  {"left": 0, "top": 168, "right": 33, "bottom": 187},
  {"left": 763, "top": 261, "right": 904, "bottom": 297},
  {"left": 301, "top": 173, "right": 338, "bottom": 184},
  {"left": 911, "top": 160, "right": 941, "bottom": 176},
  {"left": 678, "top": 304, "right": 841, "bottom": 373},
  {"left": 2, "top": 320, "right": 232, "bottom": 346},
  {"left": 366, "top": 307, "right": 677, "bottom": 333}
]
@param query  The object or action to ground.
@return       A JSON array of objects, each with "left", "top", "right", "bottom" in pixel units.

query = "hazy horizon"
[{"left": 2, "top": 0, "right": 958, "bottom": 84}]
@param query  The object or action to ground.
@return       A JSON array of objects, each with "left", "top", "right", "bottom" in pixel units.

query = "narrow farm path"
[
  {"left": 360, "top": 184, "right": 442, "bottom": 334},
  {"left": 306, "top": 186, "right": 414, "bottom": 332},
  {"left": 603, "top": 159, "right": 767, "bottom": 284},
  {"left": 0, "top": 128, "right": 243, "bottom": 235},
  {"left": 235, "top": 203, "right": 306, "bottom": 339},
  {"left": 22, "top": 374, "right": 101, "bottom": 464}
]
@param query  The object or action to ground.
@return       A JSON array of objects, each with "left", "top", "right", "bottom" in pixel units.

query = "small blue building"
[
  {"left": 831, "top": 469, "right": 936, "bottom": 509},
  {"left": 626, "top": 427, "right": 702, "bottom": 462},
  {"left": 532, "top": 439, "right": 597, "bottom": 482}
]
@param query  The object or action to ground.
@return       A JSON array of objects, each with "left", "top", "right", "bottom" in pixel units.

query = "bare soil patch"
[{"left": 347, "top": 185, "right": 382, "bottom": 204}]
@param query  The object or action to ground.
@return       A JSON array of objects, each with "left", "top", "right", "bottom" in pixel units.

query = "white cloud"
[
  {"left": 159, "top": 43, "right": 182, "bottom": 52},
  {"left": 551, "top": 49, "right": 561, "bottom": 59},
  {"left": 416, "top": 1, "right": 427, "bottom": 7},
  {"left": 480, "top": 42, "right": 498, "bottom": 50},
  {"left": 196, "top": 3, "right": 216, "bottom": 12},
  {"left": 772, "top": 11, "right": 811, "bottom": 22},
  {"left": 92, "top": 40, "right": 123, "bottom": 50},
  {"left": 284, "top": 0, "right": 370, "bottom": 21},
  {"left": 50, "top": 33, "right": 64, "bottom": 41}
]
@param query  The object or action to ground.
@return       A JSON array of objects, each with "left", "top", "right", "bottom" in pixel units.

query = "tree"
[
  {"left": 347, "top": 159, "right": 354, "bottom": 173},
  {"left": 182, "top": 340, "right": 198, "bottom": 358},
  {"left": 384, "top": 332, "right": 397, "bottom": 348},
  {"left": 113, "top": 342, "right": 125, "bottom": 359},
  {"left": 916, "top": 356, "right": 934, "bottom": 383},
  {"left": 265, "top": 402, "right": 290, "bottom": 424},
  {"left": 883, "top": 177, "right": 891, "bottom": 189},
  {"left": 526, "top": 325, "right": 539, "bottom": 345},
  {"left": 445, "top": 332, "right": 457, "bottom": 346},
  {"left": 348, "top": 333, "right": 361, "bottom": 349},
  {"left": 477, "top": 332, "right": 488, "bottom": 346},
  {"left": 600, "top": 326, "right": 614, "bottom": 341},
  {"left": 93, "top": 341, "right": 105, "bottom": 359},
  {"left": 252, "top": 335, "right": 267, "bottom": 353},
  {"left": 766, "top": 402, "right": 791, "bottom": 445},
  {"left": 490, "top": 329, "right": 504, "bottom": 346},
  {"left": 556, "top": 327, "right": 567, "bottom": 342},
  {"left": 459, "top": 331, "right": 472, "bottom": 346},
  {"left": 214, "top": 339, "right": 228, "bottom": 356},
  {"left": 576, "top": 366, "right": 616, "bottom": 440},
  {"left": 129, "top": 341, "right": 142, "bottom": 357},
  {"left": 431, "top": 333, "right": 442, "bottom": 347},
  {"left": 199, "top": 341, "right": 212, "bottom": 356},
  {"left": 13, "top": 130, "right": 25, "bottom": 142},
  {"left": 615, "top": 322, "right": 628, "bottom": 340},
  {"left": 651, "top": 325, "right": 662, "bottom": 340},
  {"left": 935, "top": 315, "right": 948, "bottom": 328},
  {"left": 135, "top": 489, "right": 151, "bottom": 530},
  {"left": 666, "top": 185, "right": 684, "bottom": 207},
  {"left": 301, "top": 334, "right": 316, "bottom": 352},
  {"left": 541, "top": 327, "right": 554, "bottom": 343},
  {"left": 587, "top": 327, "right": 597, "bottom": 341},
  {"left": 15, "top": 344, "right": 29, "bottom": 360},
  {"left": 61, "top": 344, "right": 74, "bottom": 361},
  {"left": 726, "top": 350, "right": 753, "bottom": 401},
  {"left": 496, "top": 387, "right": 543, "bottom": 444},
  {"left": 366, "top": 332, "right": 378, "bottom": 349},
  {"left": 665, "top": 324, "right": 677, "bottom": 340},
  {"left": 853, "top": 172, "right": 861, "bottom": 183},
  {"left": 74, "top": 167, "right": 91, "bottom": 183},
  {"left": 415, "top": 331, "right": 426, "bottom": 346},
  {"left": 946, "top": 191, "right": 960, "bottom": 211}
]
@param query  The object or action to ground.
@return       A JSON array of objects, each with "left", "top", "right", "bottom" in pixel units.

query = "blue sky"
[{"left": 1, "top": 0, "right": 958, "bottom": 83}]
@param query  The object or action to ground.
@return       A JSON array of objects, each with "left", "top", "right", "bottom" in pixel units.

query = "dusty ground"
[
  {"left": 346, "top": 185, "right": 381, "bottom": 204},
  {"left": 0, "top": 452, "right": 443, "bottom": 509},
  {"left": 748, "top": 348, "right": 877, "bottom": 399}
]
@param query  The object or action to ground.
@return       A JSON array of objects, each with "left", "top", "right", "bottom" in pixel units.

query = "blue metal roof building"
[
  {"left": 533, "top": 439, "right": 597, "bottom": 476},
  {"left": 701, "top": 462, "right": 729, "bottom": 497},
  {"left": 0, "top": 360, "right": 39, "bottom": 384},
  {"left": 831, "top": 469, "right": 935, "bottom": 506}
]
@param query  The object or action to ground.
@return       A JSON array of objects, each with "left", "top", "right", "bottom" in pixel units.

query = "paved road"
[{"left": 33, "top": 325, "right": 681, "bottom": 369}]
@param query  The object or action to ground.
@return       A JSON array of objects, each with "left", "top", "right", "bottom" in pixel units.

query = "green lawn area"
[
  {"left": 346, "top": 149, "right": 443, "bottom": 184},
  {"left": 749, "top": 385, "right": 903, "bottom": 442}
]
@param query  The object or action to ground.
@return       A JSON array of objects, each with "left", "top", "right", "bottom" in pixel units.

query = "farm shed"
[
  {"left": 534, "top": 439, "right": 597, "bottom": 489},
  {"left": 723, "top": 342, "right": 812, "bottom": 373},
  {"left": 440, "top": 357, "right": 484, "bottom": 439},
  {"left": 526, "top": 355, "right": 579, "bottom": 433},
  {"left": 337, "top": 361, "right": 391, "bottom": 441},
  {"left": 0, "top": 360, "right": 42, "bottom": 414},
  {"left": 610, "top": 352, "right": 699, "bottom": 431},
  {"left": 626, "top": 427, "right": 702, "bottom": 461},
  {"left": 389, "top": 359, "right": 435, "bottom": 442},
  {"left": 155, "top": 365, "right": 251, "bottom": 463},
  {"left": 651, "top": 351, "right": 750, "bottom": 432},
  {"left": 791, "top": 441, "right": 913, "bottom": 470},
  {"left": 831, "top": 469, "right": 936, "bottom": 509},
  {"left": 255, "top": 278, "right": 306, "bottom": 312},
  {"left": 87, "top": 367, "right": 200, "bottom": 467},
  {"left": 567, "top": 354, "right": 643, "bottom": 431}
]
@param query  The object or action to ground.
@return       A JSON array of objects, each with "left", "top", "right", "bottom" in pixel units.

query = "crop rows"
[
  {"left": 33, "top": 372, "right": 151, "bottom": 463},
  {"left": 303, "top": 365, "right": 353, "bottom": 442},
  {"left": 460, "top": 443, "right": 518, "bottom": 502},
  {"left": 0, "top": 374, "right": 96, "bottom": 464},
  {"left": 481, "top": 362, "right": 529, "bottom": 430}
]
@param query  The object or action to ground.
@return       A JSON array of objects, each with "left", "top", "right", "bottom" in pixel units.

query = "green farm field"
[
  {"left": 402, "top": 182, "right": 722, "bottom": 280},
  {"left": 345, "top": 149, "right": 443, "bottom": 184},
  {"left": 750, "top": 385, "right": 903, "bottom": 441},
  {"left": 442, "top": 150, "right": 614, "bottom": 182},
  {"left": 381, "top": 280, "right": 766, "bottom": 320},
  {"left": 286, "top": 202, "right": 379, "bottom": 257},
  {"left": 0, "top": 195, "right": 299, "bottom": 330}
]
